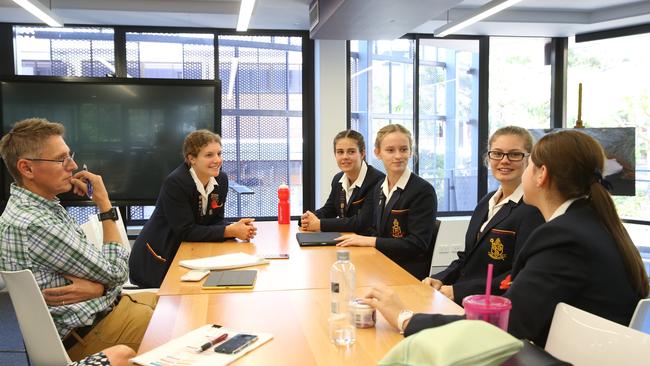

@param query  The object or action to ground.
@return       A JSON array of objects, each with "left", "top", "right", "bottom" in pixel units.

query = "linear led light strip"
[
  {"left": 236, "top": 0, "right": 256, "bottom": 32},
  {"left": 13, "top": 0, "right": 63, "bottom": 27},
  {"left": 227, "top": 57, "right": 239, "bottom": 100},
  {"left": 434, "top": 0, "right": 523, "bottom": 37}
]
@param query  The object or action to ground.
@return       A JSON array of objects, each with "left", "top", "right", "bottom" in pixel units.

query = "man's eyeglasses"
[
  {"left": 24, "top": 152, "right": 76, "bottom": 168},
  {"left": 487, "top": 151, "right": 529, "bottom": 162}
]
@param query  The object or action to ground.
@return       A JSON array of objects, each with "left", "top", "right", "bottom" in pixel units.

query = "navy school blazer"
[
  {"left": 370, "top": 173, "right": 437, "bottom": 280},
  {"left": 432, "top": 190, "right": 544, "bottom": 304},
  {"left": 312, "top": 164, "right": 385, "bottom": 234},
  {"left": 129, "top": 162, "right": 229, "bottom": 288},
  {"left": 405, "top": 199, "right": 641, "bottom": 347}
]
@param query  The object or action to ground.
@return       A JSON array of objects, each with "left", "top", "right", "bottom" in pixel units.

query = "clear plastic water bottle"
[{"left": 329, "top": 250, "right": 356, "bottom": 346}]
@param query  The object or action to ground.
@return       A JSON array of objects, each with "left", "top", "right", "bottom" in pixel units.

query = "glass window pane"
[
  {"left": 14, "top": 26, "right": 115, "bottom": 77},
  {"left": 128, "top": 206, "right": 156, "bottom": 221},
  {"left": 625, "top": 223, "right": 650, "bottom": 276},
  {"left": 568, "top": 33, "right": 650, "bottom": 221},
  {"left": 351, "top": 38, "right": 479, "bottom": 212},
  {"left": 126, "top": 32, "right": 214, "bottom": 79},
  {"left": 350, "top": 39, "right": 414, "bottom": 172},
  {"left": 419, "top": 38, "right": 480, "bottom": 212},
  {"left": 488, "top": 37, "right": 551, "bottom": 192},
  {"left": 219, "top": 35, "right": 303, "bottom": 218},
  {"left": 489, "top": 37, "right": 551, "bottom": 134}
]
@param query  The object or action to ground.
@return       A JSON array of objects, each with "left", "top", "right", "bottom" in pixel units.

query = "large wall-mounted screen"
[{"left": 1, "top": 79, "right": 218, "bottom": 203}]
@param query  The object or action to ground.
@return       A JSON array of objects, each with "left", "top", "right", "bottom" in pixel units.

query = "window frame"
[
  {"left": 0, "top": 23, "right": 315, "bottom": 225},
  {"left": 347, "top": 34, "right": 487, "bottom": 216}
]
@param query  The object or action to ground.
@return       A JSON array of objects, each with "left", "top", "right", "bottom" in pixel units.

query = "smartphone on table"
[{"left": 214, "top": 333, "right": 258, "bottom": 354}]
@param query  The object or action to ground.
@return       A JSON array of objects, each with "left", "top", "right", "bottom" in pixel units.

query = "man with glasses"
[{"left": 0, "top": 118, "right": 156, "bottom": 361}]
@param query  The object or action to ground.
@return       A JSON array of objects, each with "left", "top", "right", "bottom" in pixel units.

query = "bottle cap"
[{"left": 337, "top": 250, "right": 349, "bottom": 261}]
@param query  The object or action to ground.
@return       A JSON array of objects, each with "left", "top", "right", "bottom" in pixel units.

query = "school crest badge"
[
  {"left": 488, "top": 237, "right": 507, "bottom": 260},
  {"left": 392, "top": 219, "right": 404, "bottom": 238},
  {"left": 211, "top": 193, "right": 223, "bottom": 209}
]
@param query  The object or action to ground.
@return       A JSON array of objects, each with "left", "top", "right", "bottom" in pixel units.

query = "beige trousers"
[{"left": 66, "top": 292, "right": 158, "bottom": 361}]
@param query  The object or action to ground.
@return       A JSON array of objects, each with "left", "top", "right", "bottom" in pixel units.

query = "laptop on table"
[{"left": 296, "top": 232, "right": 342, "bottom": 247}]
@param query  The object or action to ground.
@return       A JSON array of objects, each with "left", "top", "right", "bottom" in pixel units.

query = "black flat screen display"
[{"left": 1, "top": 79, "right": 217, "bottom": 203}]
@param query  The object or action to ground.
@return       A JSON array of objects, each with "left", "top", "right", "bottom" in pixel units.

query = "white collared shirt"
[
  {"left": 339, "top": 161, "right": 368, "bottom": 204},
  {"left": 189, "top": 167, "right": 218, "bottom": 215},
  {"left": 381, "top": 167, "right": 412, "bottom": 206},
  {"left": 480, "top": 184, "right": 524, "bottom": 232},
  {"left": 547, "top": 197, "right": 584, "bottom": 222}
]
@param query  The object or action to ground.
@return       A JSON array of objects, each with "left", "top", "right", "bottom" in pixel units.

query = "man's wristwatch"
[
  {"left": 397, "top": 309, "right": 414, "bottom": 334},
  {"left": 97, "top": 207, "right": 119, "bottom": 221}
]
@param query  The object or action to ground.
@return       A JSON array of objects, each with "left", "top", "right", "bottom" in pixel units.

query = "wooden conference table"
[
  {"left": 139, "top": 221, "right": 465, "bottom": 365},
  {"left": 158, "top": 222, "right": 419, "bottom": 296}
]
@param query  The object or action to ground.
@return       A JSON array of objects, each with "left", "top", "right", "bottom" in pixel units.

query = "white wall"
[{"left": 314, "top": 40, "right": 347, "bottom": 207}]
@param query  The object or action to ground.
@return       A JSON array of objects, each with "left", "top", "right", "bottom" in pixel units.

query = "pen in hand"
[
  {"left": 82, "top": 164, "right": 93, "bottom": 199},
  {"left": 193, "top": 333, "right": 228, "bottom": 353}
]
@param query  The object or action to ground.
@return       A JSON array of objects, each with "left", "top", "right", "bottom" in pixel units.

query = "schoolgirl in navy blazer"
[
  {"left": 301, "top": 130, "right": 385, "bottom": 234},
  {"left": 310, "top": 165, "right": 384, "bottom": 233}
]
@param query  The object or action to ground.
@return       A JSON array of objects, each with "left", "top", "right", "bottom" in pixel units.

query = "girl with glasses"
[
  {"left": 422, "top": 126, "right": 544, "bottom": 304},
  {"left": 300, "top": 130, "right": 384, "bottom": 234}
]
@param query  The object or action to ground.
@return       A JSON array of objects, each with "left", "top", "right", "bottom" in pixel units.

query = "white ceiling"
[{"left": 0, "top": 0, "right": 649, "bottom": 38}]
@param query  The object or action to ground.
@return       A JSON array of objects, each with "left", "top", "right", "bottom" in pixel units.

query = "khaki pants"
[{"left": 67, "top": 292, "right": 158, "bottom": 361}]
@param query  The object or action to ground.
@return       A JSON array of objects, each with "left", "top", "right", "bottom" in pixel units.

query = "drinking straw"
[{"left": 485, "top": 263, "right": 494, "bottom": 305}]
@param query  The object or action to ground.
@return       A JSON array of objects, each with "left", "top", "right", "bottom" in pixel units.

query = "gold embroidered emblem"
[
  {"left": 488, "top": 237, "right": 507, "bottom": 260},
  {"left": 392, "top": 219, "right": 404, "bottom": 238}
]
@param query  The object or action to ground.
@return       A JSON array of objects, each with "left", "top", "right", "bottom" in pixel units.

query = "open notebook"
[
  {"left": 131, "top": 324, "right": 273, "bottom": 366},
  {"left": 179, "top": 252, "right": 269, "bottom": 270}
]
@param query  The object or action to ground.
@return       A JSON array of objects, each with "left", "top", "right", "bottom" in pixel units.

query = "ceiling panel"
[{"left": 0, "top": 0, "right": 648, "bottom": 37}]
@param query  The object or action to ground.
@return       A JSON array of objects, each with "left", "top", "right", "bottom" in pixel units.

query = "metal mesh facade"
[
  {"left": 219, "top": 36, "right": 303, "bottom": 218},
  {"left": 66, "top": 206, "right": 99, "bottom": 226},
  {"left": 125, "top": 32, "right": 214, "bottom": 80},
  {"left": 14, "top": 26, "right": 115, "bottom": 77}
]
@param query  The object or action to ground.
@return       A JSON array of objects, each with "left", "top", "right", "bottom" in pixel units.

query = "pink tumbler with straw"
[{"left": 461, "top": 264, "right": 512, "bottom": 331}]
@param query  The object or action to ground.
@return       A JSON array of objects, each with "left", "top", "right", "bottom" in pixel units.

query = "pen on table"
[
  {"left": 82, "top": 164, "right": 93, "bottom": 198},
  {"left": 194, "top": 333, "right": 228, "bottom": 353}
]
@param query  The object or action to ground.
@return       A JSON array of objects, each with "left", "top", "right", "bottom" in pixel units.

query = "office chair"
[
  {"left": 80, "top": 207, "right": 130, "bottom": 254},
  {"left": 429, "top": 218, "right": 470, "bottom": 275},
  {"left": 81, "top": 209, "right": 158, "bottom": 292},
  {"left": 629, "top": 298, "right": 650, "bottom": 334},
  {"left": 545, "top": 302, "right": 650, "bottom": 366},
  {"left": 425, "top": 219, "right": 441, "bottom": 277},
  {"left": 0, "top": 269, "right": 72, "bottom": 366}
]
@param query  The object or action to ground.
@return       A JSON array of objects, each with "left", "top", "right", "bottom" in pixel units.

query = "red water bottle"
[{"left": 278, "top": 184, "right": 290, "bottom": 224}]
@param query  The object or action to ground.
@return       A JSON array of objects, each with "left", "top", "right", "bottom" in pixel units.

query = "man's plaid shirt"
[{"left": 0, "top": 184, "right": 129, "bottom": 338}]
